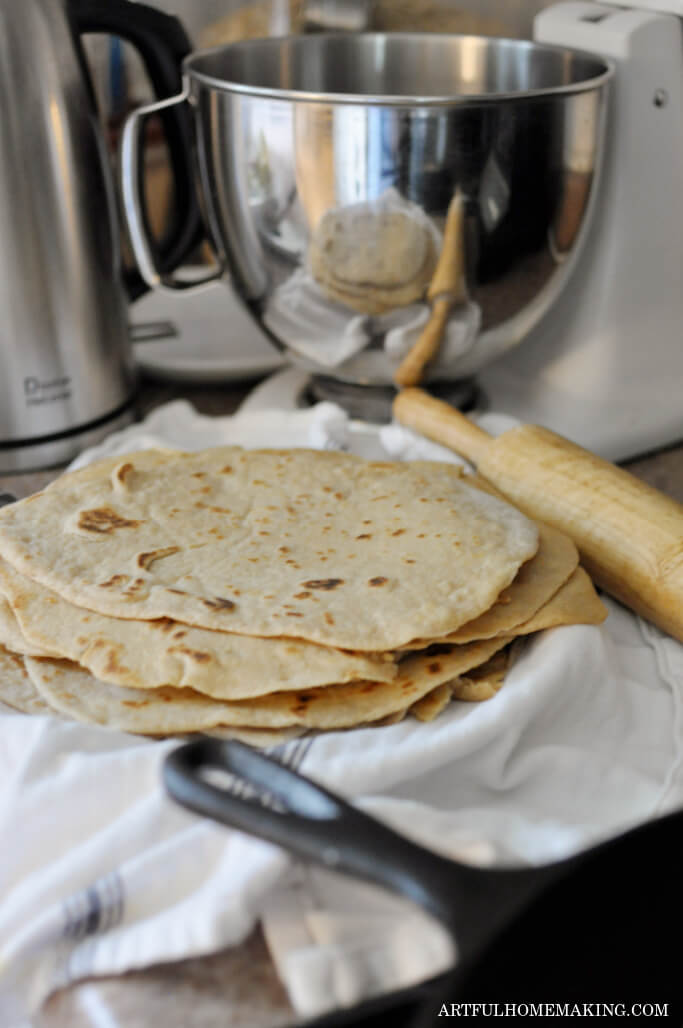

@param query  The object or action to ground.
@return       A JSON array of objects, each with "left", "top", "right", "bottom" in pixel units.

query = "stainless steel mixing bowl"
[{"left": 121, "top": 32, "right": 612, "bottom": 388}]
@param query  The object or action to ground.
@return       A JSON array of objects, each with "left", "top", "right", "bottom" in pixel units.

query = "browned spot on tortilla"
[
  {"left": 104, "top": 650, "right": 131, "bottom": 677},
  {"left": 78, "top": 507, "right": 142, "bottom": 534},
  {"left": 361, "top": 682, "right": 379, "bottom": 693},
  {"left": 403, "top": 559, "right": 416, "bottom": 565},
  {"left": 170, "top": 646, "right": 211, "bottom": 664},
  {"left": 136, "top": 546, "right": 180, "bottom": 571},
  {"left": 168, "top": 588, "right": 188, "bottom": 596},
  {"left": 122, "top": 699, "right": 148, "bottom": 708},
  {"left": 286, "top": 612, "right": 304, "bottom": 618},
  {"left": 368, "top": 577, "right": 388, "bottom": 587},
  {"left": 294, "top": 591, "right": 312, "bottom": 600},
  {"left": 302, "top": 578, "right": 344, "bottom": 591},
  {"left": 392, "top": 529, "right": 405, "bottom": 537},
  {"left": 356, "top": 534, "right": 371, "bottom": 540},
  {"left": 279, "top": 546, "right": 290, "bottom": 554},
  {"left": 428, "top": 662, "right": 442, "bottom": 673},
  {"left": 210, "top": 507, "right": 231, "bottom": 515},
  {"left": 113, "top": 462, "right": 134, "bottom": 485},
  {"left": 153, "top": 619, "right": 176, "bottom": 634},
  {"left": 324, "top": 612, "right": 335, "bottom": 626},
  {"left": 123, "top": 578, "right": 147, "bottom": 596},
  {"left": 202, "top": 597, "right": 236, "bottom": 612},
  {"left": 98, "top": 574, "right": 130, "bottom": 589},
  {"left": 192, "top": 472, "right": 206, "bottom": 478},
  {"left": 221, "top": 465, "right": 233, "bottom": 474},
  {"left": 172, "top": 630, "right": 187, "bottom": 640},
  {"left": 401, "top": 680, "right": 414, "bottom": 689}
]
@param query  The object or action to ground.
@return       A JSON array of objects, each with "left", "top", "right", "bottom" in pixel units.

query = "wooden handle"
[
  {"left": 392, "top": 191, "right": 467, "bottom": 388},
  {"left": 427, "top": 188, "right": 465, "bottom": 302},
  {"left": 392, "top": 388, "right": 683, "bottom": 643},
  {"left": 392, "top": 388, "right": 492, "bottom": 464},
  {"left": 393, "top": 298, "right": 453, "bottom": 388}
]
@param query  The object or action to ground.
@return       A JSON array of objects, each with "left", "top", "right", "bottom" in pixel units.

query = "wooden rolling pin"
[
  {"left": 393, "top": 388, "right": 683, "bottom": 643},
  {"left": 393, "top": 189, "right": 466, "bottom": 388}
]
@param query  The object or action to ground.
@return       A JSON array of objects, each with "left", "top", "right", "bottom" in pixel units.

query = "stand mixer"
[
  {"left": 478, "top": 0, "right": 683, "bottom": 460},
  {"left": 120, "top": 5, "right": 681, "bottom": 462}
]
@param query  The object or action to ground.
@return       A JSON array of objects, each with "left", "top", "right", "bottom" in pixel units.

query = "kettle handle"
[
  {"left": 68, "top": 0, "right": 204, "bottom": 300},
  {"left": 120, "top": 92, "right": 224, "bottom": 292}
]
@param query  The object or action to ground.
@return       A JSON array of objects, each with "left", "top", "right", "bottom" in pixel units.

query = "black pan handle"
[
  {"left": 69, "top": 0, "right": 203, "bottom": 300},
  {"left": 0, "top": 493, "right": 16, "bottom": 509},
  {"left": 163, "top": 738, "right": 463, "bottom": 932},
  {"left": 163, "top": 738, "right": 579, "bottom": 968}
]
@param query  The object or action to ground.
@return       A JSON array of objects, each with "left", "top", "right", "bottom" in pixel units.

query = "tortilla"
[
  {"left": 24, "top": 636, "right": 508, "bottom": 735},
  {"left": 512, "top": 566, "right": 608, "bottom": 634},
  {"left": 451, "top": 647, "right": 511, "bottom": 702},
  {"left": 0, "top": 645, "right": 59, "bottom": 716},
  {"left": 191, "top": 724, "right": 305, "bottom": 747},
  {"left": 0, "top": 559, "right": 397, "bottom": 699},
  {"left": 410, "top": 683, "right": 452, "bottom": 722},
  {"left": 0, "top": 447, "right": 539, "bottom": 650},
  {"left": 0, "top": 594, "right": 57, "bottom": 658},
  {"left": 404, "top": 523, "right": 579, "bottom": 648},
  {"left": 309, "top": 205, "right": 437, "bottom": 314}
]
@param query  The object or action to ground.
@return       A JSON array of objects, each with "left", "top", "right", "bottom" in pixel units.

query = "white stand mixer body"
[{"left": 478, "top": 1, "right": 683, "bottom": 459}]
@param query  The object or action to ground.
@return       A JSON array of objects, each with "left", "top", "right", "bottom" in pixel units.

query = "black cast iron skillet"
[{"left": 164, "top": 738, "right": 682, "bottom": 1024}]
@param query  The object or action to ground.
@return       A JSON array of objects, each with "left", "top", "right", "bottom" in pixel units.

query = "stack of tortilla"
[{"left": 0, "top": 446, "right": 607, "bottom": 745}]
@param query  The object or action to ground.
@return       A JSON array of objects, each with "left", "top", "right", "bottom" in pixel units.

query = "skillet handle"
[{"left": 163, "top": 738, "right": 459, "bottom": 929}]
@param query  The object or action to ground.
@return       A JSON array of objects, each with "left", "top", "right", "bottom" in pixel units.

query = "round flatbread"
[
  {"left": 0, "top": 594, "right": 57, "bottom": 658},
  {"left": 405, "top": 523, "right": 579, "bottom": 648},
  {"left": 24, "top": 636, "right": 507, "bottom": 735},
  {"left": 0, "top": 646, "right": 58, "bottom": 716},
  {"left": 0, "top": 559, "right": 397, "bottom": 699},
  {"left": 0, "top": 448, "right": 539, "bottom": 650}
]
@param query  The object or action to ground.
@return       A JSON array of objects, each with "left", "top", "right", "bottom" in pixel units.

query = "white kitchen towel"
[{"left": 1, "top": 395, "right": 682, "bottom": 1024}]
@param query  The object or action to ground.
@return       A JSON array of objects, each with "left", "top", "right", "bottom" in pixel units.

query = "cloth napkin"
[{"left": 1, "top": 391, "right": 683, "bottom": 1025}]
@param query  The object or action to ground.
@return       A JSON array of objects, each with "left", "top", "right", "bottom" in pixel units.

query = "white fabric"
[
  {"left": 1, "top": 394, "right": 682, "bottom": 1025},
  {"left": 262, "top": 187, "right": 481, "bottom": 373}
]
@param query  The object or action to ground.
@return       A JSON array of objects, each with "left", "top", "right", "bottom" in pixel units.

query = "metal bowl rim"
[{"left": 183, "top": 31, "right": 614, "bottom": 106}]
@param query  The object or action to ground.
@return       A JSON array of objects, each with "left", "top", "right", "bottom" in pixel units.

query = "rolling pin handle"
[{"left": 392, "top": 388, "right": 492, "bottom": 466}]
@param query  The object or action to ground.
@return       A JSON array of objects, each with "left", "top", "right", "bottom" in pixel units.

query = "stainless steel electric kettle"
[{"left": 0, "top": 0, "right": 199, "bottom": 472}]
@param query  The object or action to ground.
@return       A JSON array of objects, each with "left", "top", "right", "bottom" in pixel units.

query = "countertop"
[{"left": 3, "top": 375, "right": 683, "bottom": 1028}]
